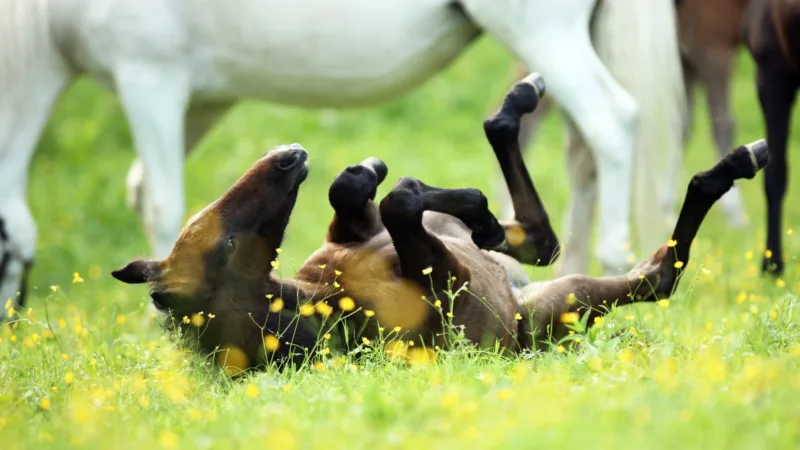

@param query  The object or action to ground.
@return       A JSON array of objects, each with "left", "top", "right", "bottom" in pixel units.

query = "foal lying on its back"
[{"left": 112, "top": 74, "right": 768, "bottom": 373}]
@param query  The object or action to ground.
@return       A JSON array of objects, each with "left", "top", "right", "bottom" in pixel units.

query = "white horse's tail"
[{"left": 591, "top": 0, "right": 686, "bottom": 254}]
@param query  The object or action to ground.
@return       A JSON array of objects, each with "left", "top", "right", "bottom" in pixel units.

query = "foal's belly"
[{"left": 185, "top": 0, "right": 481, "bottom": 106}]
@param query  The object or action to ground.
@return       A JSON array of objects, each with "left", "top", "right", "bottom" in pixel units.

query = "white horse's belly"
[
  {"left": 186, "top": 0, "right": 480, "bottom": 106},
  {"left": 61, "top": 0, "right": 480, "bottom": 108}
]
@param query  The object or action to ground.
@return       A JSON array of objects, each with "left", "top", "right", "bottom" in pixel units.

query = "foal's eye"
[{"left": 225, "top": 236, "right": 236, "bottom": 254}]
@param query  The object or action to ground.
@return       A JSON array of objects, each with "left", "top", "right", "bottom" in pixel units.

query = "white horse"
[
  {"left": 0, "top": 0, "right": 682, "bottom": 316},
  {"left": 502, "top": 0, "right": 687, "bottom": 276}
]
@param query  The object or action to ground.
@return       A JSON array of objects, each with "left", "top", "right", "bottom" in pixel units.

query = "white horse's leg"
[
  {"left": 591, "top": 0, "right": 686, "bottom": 259},
  {"left": 462, "top": 0, "right": 638, "bottom": 274},
  {"left": 115, "top": 64, "right": 190, "bottom": 258},
  {"left": 0, "top": 0, "right": 71, "bottom": 316},
  {"left": 126, "top": 103, "right": 232, "bottom": 214},
  {"left": 554, "top": 117, "right": 598, "bottom": 276}
]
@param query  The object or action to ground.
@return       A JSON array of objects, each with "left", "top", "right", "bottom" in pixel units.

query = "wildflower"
[
  {"left": 788, "top": 229, "right": 793, "bottom": 236},
  {"left": 776, "top": 279, "right": 786, "bottom": 288},
  {"left": 335, "top": 270, "right": 342, "bottom": 276},
  {"left": 299, "top": 304, "right": 315, "bottom": 317},
  {"left": 324, "top": 333, "right": 331, "bottom": 340},
  {"left": 72, "top": 272, "right": 84, "bottom": 283},
  {"left": 625, "top": 315, "right": 634, "bottom": 321},
  {"left": 628, "top": 327, "right": 637, "bottom": 336},
  {"left": 515, "top": 313, "right": 522, "bottom": 321},
  {"left": 3, "top": 300, "right": 9, "bottom": 310},
  {"left": 158, "top": 430, "right": 179, "bottom": 448},
  {"left": 270, "top": 260, "right": 280, "bottom": 269},
  {"left": 667, "top": 239, "right": 677, "bottom": 247},
  {"left": 664, "top": 328, "right": 672, "bottom": 335},
  {"left": 496, "top": 388, "right": 513, "bottom": 401},
  {"left": 61, "top": 353, "right": 68, "bottom": 360},
  {"left": 765, "top": 249, "right": 773, "bottom": 258},
  {"left": 560, "top": 312, "right": 579, "bottom": 324},
  {"left": 51, "top": 386, "right": 58, "bottom": 392},
  {"left": 263, "top": 335, "right": 280, "bottom": 352},
  {"left": 269, "top": 298, "right": 284, "bottom": 313},
  {"left": 64, "top": 372, "right": 74, "bottom": 384},
  {"left": 446, "top": 312, "right": 454, "bottom": 318},
  {"left": 657, "top": 299, "right": 670, "bottom": 309},
  {"left": 333, "top": 281, "right": 340, "bottom": 288},
  {"left": 315, "top": 302, "right": 333, "bottom": 317},
  {"left": 275, "top": 248, "right": 283, "bottom": 254},
  {"left": 593, "top": 317, "right": 604, "bottom": 326},
  {"left": 701, "top": 267, "right": 711, "bottom": 275},
  {"left": 422, "top": 267, "right": 433, "bottom": 276},
  {"left": 207, "top": 313, "right": 216, "bottom": 319},
  {"left": 10, "top": 335, "right": 16, "bottom": 342},
  {"left": 673, "top": 261, "right": 684, "bottom": 269},
  {"left": 433, "top": 300, "right": 442, "bottom": 309},
  {"left": 618, "top": 348, "right": 634, "bottom": 363},
  {"left": 736, "top": 292, "right": 747, "bottom": 304},
  {"left": 745, "top": 251, "right": 753, "bottom": 260},
  {"left": 50, "top": 285, "right": 59, "bottom": 292},
  {"left": 138, "top": 396, "right": 151, "bottom": 408},
  {"left": 40, "top": 398, "right": 51, "bottom": 410},
  {"left": 6, "top": 307, "right": 14, "bottom": 317},
  {"left": 364, "top": 310, "right": 375, "bottom": 318},
  {"left": 246, "top": 384, "right": 259, "bottom": 399},
  {"left": 266, "top": 294, "right": 273, "bottom": 299},
  {"left": 566, "top": 293, "right": 577, "bottom": 305},
  {"left": 191, "top": 313, "right": 205, "bottom": 327},
  {"left": 283, "top": 385, "right": 292, "bottom": 392},
  {"left": 318, "top": 264, "right": 327, "bottom": 269},
  {"left": 116, "top": 314, "right": 126, "bottom": 325},
  {"left": 556, "top": 345, "right": 566, "bottom": 353},
  {"left": 750, "top": 305, "right": 759, "bottom": 315},
  {"left": 770, "top": 310, "right": 778, "bottom": 320},
  {"left": 338, "top": 297, "right": 355, "bottom": 311},
  {"left": 361, "top": 337, "right": 370, "bottom": 345}
]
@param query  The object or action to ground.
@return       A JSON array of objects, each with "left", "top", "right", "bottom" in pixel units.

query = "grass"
[{"left": 2, "top": 37, "right": 800, "bottom": 449}]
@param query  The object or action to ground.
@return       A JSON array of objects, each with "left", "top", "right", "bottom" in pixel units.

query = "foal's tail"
[
  {"left": 590, "top": 0, "right": 687, "bottom": 254},
  {"left": 0, "top": 0, "right": 71, "bottom": 158}
]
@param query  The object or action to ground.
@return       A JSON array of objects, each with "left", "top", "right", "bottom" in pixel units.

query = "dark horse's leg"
[
  {"left": 484, "top": 73, "right": 560, "bottom": 266},
  {"left": 757, "top": 68, "right": 797, "bottom": 275}
]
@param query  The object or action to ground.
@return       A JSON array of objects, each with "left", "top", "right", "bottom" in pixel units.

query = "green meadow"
[{"left": 1, "top": 37, "right": 799, "bottom": 449}]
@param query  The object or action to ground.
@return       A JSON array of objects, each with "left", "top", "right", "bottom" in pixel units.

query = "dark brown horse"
[
  {"left": 744, "top": 0, "right": 800, "bottom": 275},
  {"left": 112, "top": 74, "right": 767, "bottom": 373}
]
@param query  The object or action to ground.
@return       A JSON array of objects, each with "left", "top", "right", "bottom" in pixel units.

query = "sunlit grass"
[{"left": 2, "top": 38, "right": 799, "bottom": 448}]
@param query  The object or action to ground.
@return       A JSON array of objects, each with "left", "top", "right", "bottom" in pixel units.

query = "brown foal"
[{"left": 112, "top": 74, "right": 768, "bottom": 373}]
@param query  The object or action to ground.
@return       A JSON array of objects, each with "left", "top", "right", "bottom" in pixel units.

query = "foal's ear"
[{"left": 111, "top": 259, "right": 160, "bottom": 284}]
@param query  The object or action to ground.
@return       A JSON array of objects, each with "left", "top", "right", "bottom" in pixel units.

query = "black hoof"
[
  {"left": 761, "top": 256, "right": 784, "bottom": 276},
  {"left": 745, "top": 139, "right": 769, "bottom": 170},
  {"left": 360, "top": 157, "right": 388, "bottom": 186},
  {"left": 471, "top": 218, "right": 508, "bottom": 251}
]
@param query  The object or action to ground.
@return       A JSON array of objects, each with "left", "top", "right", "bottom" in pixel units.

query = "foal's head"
[{"left": 112, "top": 144, "right": 309, "bottom": 316}]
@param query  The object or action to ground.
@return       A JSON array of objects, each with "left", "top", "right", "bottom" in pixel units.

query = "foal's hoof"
[
  {"left": 360, "top": 157, "right": 388, "bottom": 186},
  {"left": 745, "top": 139, "right": 769, "bottom": 170},
  {"left": 471, "top": 219, "right": 508, "bottom": 252},
  {"left": 520, "top": 72, "right": 546, "bottom": 100}
]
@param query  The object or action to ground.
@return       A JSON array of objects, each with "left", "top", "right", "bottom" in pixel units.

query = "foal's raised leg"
[
  {"left": 484, "top": 73, "right": 559, "bottom": 266},
  {"left": 461, "top": 0, "right": 639, "bottom": 274},
  {"left": 379, "top": 178, "right": 506, "bottom": 291},
  {"left": 326, "top": 157, "right": 388, "bottom": 244},
  {"left": 517, "top": 140, "right": 769, "bottom": 346}
]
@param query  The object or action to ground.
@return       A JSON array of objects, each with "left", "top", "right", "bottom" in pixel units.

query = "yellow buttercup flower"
[
  {"left": 560, "top": 312, "right": 579, "bottom": 324},
  {"left": 72, "top": 272, "right": 84, "bottom": 283},
  {"left": 674, "top": 261, "right": 684, "bottom": 269},
  {"left": 422, "top": 267, "right": 433, "bottom": 276},
  {"left": 269, "top": 298, "right": 284, "bottom": 313},
  {"left": 264, "top": 335, "right": 280, "bottom": 352},
  {"left": 338, "top": 297, "right": 355, "bottom": 311}
]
